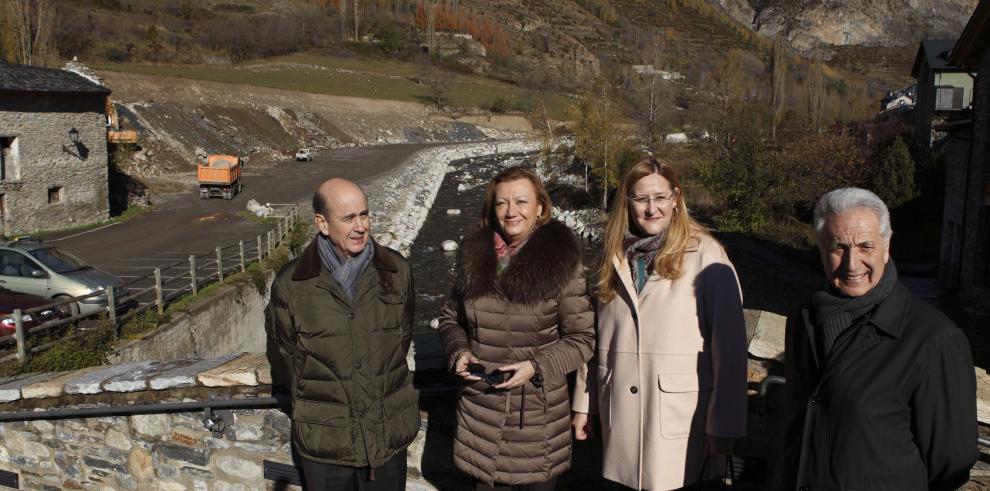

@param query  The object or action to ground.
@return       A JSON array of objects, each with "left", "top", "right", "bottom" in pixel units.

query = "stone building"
[
  {"left": 939, "top": 0, "right": 990, "bottom": 293},
  {"left": 0, "top": 63, "right": 111, "bottom": 236}
]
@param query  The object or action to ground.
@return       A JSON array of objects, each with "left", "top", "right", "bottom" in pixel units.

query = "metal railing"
[{"left": 0, "top": 205, "right": 300, "bottom": 365}]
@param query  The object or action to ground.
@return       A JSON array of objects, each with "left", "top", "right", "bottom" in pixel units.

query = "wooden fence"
[{"left": 0, "top": 205, "right": 300, "bottom": 365}]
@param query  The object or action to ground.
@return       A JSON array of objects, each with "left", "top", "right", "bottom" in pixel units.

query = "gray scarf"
[
  {"left": 809, "top": 260, "right": 898, "bottom": 357},
  {"left": 316, "top": 234, "right": 373, "bottom": 300},
  {"left": 623, "top": 230, "right": 667, "bottom": 293}
]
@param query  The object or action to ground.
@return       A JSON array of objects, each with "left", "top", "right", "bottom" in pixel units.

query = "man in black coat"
[{"left": 774, "top": 187, "right": 977, "bottom": 490}]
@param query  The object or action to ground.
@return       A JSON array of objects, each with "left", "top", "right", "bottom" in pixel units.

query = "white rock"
[
  {"left": 216, "top": 455, "right": 263, "bottom": 480},
  {"left": 457, "top": 184, "right": 467, "bottom": 192},
  {"left": 131, "top": 413, "right": 170, "bottom": 438},
  {"left": 106, "top": 429, "right": 133, "bottom": 451},
  {"left": 747, "top": 310, "right": 787, "bottom": 361},
  {"left": 441, "top": 240, "right": 459, "bottom": 252},
  {"left": 446, "top": 209, "right": 462, "bottom": 215}
]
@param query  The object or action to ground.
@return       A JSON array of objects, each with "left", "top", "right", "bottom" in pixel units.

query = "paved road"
[{"left": 41, "top": 143, "right": 434, "bottom": 287}]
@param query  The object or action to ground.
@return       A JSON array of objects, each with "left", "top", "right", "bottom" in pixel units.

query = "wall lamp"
[{"left": 62, "top": 128, "right": 81, "bottom": 158}]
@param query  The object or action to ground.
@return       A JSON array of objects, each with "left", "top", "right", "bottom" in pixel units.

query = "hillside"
[
  {"left": 738, "top": 0, "right": 978, "bottom": 51},
  {"left": 7, "top": 0, "right": 978, "bottom": 200},
  {"left": 39, "top": 0, "right": 967, "bottom": 112}
]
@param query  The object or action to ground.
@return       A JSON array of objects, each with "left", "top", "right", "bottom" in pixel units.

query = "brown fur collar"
[{"left": 455, "top": 219, "right": 581, "bottom": 305}]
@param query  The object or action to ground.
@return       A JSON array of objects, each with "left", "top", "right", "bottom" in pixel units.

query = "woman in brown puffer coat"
[{"left": 438, "top": 166, "right": 595, "bottom": 490}]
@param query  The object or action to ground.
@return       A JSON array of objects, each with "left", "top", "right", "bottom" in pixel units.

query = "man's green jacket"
[{"left": 266, "top": 237, "right": 419, "bottom": 467}]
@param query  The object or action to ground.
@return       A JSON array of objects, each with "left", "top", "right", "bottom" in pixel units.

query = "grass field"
[{"left": 92, "top": 53, "right": 574, "bottom": 119}]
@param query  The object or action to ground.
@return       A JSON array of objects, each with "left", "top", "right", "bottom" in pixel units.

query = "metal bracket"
[{"left": 202, "top": 407, "right": 233, "bottom": 439}]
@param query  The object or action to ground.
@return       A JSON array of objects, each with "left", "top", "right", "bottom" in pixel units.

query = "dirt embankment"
[{"left": 99, "top": 71, "right": 535, "bottom": 194}]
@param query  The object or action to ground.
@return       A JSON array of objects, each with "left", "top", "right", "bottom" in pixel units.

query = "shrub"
[
  {"left": 19, "top": 326, "right": 115, "bottom": 374},
  {"left": 696, "top": 105, "right": 775, "bottom": 233},
  {"left": 489, "top": 96, "right": 510, "bottom": 114},
  {"left": 870, "top": 136, "right": 916, "bottom": 209}
]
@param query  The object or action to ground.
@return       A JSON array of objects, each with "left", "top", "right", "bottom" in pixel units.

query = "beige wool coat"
[
  {"left": 439, "top": 220, "right": 595, "bottom": 486},
  {"left": 574, "top": 233, "right": 748, "bottom": 491}
]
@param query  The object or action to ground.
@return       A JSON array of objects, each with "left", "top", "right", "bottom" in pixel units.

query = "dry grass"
[{"left": 92, "top": 53, "right": 574, "bottom": 119}]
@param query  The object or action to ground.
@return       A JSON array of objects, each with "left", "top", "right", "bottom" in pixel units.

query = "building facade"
[
  {"left": 912, "top": 40, "right": 977, "bottom": 149},
  {"left": 939, "top": 1, "right": 990, "bottom": 293},
  {"left": 0, "top": 64, "right": 111, "bottom": 236}
]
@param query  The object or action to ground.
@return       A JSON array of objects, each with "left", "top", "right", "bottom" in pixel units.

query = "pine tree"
[{"left": 872, "top": 136, "right": 917, "bottom": 209}]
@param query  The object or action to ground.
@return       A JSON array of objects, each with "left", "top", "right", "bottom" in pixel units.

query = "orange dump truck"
[{"left": 197, "top": 154, "right": 243, "bottom": 200}]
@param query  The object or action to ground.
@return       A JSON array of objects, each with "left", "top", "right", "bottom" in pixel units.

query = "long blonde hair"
[{"left": 595, "top": 157, "right": 709, "bottom": 303}]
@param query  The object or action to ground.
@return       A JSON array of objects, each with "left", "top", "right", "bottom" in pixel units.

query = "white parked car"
[{"left": 295, "top": 149, "right": 313, "bottom": 161}]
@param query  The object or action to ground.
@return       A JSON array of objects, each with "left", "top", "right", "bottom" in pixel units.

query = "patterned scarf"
[
  {"left": 316, "top": 234, "right": 374, "bottom": 300},
  {"left": 809, "top": 260, "right": 898, "bottom": 357},
  {"left": 493, "top": 231, "right": 527, "bottom": 275},
  {"left": 623, "top": 230, "right": 667, "bottom": 293}
]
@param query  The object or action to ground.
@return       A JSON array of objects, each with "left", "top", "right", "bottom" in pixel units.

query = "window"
[
  {"left": 0, "top": 136, "right": 15, "bottom": 181},
  {"left": 935, "top": 86, "right": 966, "bottom": 111},
  {"left": 0, "top": 250, "right": 43, "bottom": 278},
  {"left": 48, "top": 186, "right": 63, "bottom": 204}
]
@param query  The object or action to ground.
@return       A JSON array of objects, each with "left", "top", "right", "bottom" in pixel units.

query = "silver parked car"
[{"left": 0, "top": 238, "right": 130, "bottom": 316}]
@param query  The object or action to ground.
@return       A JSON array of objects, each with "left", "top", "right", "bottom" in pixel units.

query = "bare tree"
[
  {"left": 353, "top": 0, "right": 360, "bottom": 41},
  {"left": 339, "top": 0, "right": 348, "bottom": 41},
  {"left": 1, "top": 0, "right": 57, "bottom": 66},
  {"left": 427, "top": 0, "right": 436, "bottom": 56},
  {"left": 635, "top": 40, "right": 666, "bottom": 146},
  {"left": 807, "top": 52, "right": 826, "bottom": 131},
  {"left": 533, "top": 96, "right": 556, "bottom": 179},
  {"left": 416, "top": 61, "right": 449, "bottom": 109},
  {"left": 571, "top": 79, "right": 633, "bottom": 210},
  {"left": 770, "top": 38, "right": 787, "bottom": 141}
]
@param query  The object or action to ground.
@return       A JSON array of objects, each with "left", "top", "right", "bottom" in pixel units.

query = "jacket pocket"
[
  {"left": 384, "top": 384, "right": 420, "bottom": 449},
  {"left": 378, "top": 292, "right": 406, "bottom": 331},
  {"left": 657, "top": 372, "right": 711, "bottom": 439},
  {"left": 292, "top": 398, "right": 349, "bottom": 426},
  {"left": 291, "top": 398, "right": 353, "bottom": 460}
]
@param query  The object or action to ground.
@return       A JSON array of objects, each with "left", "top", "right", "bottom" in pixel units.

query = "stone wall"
[
  {"left": 109, "top": 273, "right": 273, "bottom": 364},
  {"left": 0, "top": 92, "right": 109, "bottom": 235},
  {"left": 0, "top": 353, "right": 452, "bottom": 491}
]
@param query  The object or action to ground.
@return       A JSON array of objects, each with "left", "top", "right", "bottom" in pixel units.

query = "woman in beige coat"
[
  {"left": 572, "top": 158, "right": 747, "bottom": 490},
  {"left": 439, "top": 166, "right": 595, "bottom": 490}
]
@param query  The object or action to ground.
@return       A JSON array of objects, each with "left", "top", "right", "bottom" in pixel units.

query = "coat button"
[
  {"left": 630, "top": 386, "right": 638, "bottom": 394},
  {"left": 809, "top": 396, "right": 820, "bottom": 405},
  {"left": 347, "top": 312, "right": 355, "bottom": 319},
  {"left": 799, "top": 487, "right": 810, "bottom": 491}
]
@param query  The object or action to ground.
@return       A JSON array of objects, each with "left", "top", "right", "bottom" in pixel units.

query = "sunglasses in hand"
[{"left": 467, "top": 363, "right": 505, "bottom": 386}]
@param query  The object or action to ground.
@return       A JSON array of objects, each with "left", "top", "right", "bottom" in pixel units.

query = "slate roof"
[
  {"left": 0, "top": 62, "right": 110, "bottom": 94},
  {"left": 911, "top": 39, "right": 958, "bottom": 77}
]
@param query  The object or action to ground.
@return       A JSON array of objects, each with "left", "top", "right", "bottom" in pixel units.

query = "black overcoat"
[{"left": 774, "top": 282, "right": 977, "bottom": 490}]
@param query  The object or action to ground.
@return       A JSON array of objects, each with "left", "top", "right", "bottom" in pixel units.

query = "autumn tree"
[
  {"left": 570, "top": 79, "right": 634, "bottom": 210},
  {"left": 715, "top": 49, "right": 755, "bottom": 113},
  {"left": 778, "top": 129, "right": 866, "bottom": 216}
]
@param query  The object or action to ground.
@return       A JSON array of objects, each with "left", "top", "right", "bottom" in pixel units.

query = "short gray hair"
[{"left": 813, "top": 187, "right": 891, "bottom": 239}]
